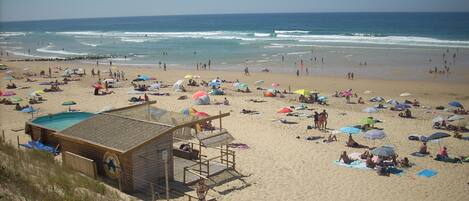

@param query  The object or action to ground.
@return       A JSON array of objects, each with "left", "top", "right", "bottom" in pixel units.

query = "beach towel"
[
  {"left": 334, "top": 160, "right": 370, "bottom": 170},
  {"left": 20, "top": 141, "right": 59, "bottom": 155},
  {"left": 417, "top": 169, "right": 437, "bottom": 178},
  {"left": 410, "top": 152, "right": 429, "bottom": 157},
  {"left": 305, "top": 136, "right": 322, "bottom": 141},
  {"left": 387, "top": 167, "right": 404, "bottom": 176},
  {"left": 228, "top": 143, "right": 250, "bottom": 149}
]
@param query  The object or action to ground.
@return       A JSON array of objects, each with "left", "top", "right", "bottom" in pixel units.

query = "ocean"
[{"left": 1, "top": 12, "right": 469, "bottom": 81}]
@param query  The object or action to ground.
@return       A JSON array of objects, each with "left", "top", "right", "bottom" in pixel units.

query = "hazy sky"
[{"left": 1, "top": 0, "right": 469, "bottom": 22}]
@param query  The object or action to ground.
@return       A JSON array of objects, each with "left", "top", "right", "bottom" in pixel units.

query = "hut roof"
[
  {"left": 60, "top": 113, "right": 173, "bottom": 152},
  {"left": 106, "top": 103, "right": 200, "bottom": 126}
]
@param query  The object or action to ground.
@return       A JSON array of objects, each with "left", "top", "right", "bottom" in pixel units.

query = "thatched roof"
[{"left": 60, "top": 113, "right": 173, "bottom": 152}]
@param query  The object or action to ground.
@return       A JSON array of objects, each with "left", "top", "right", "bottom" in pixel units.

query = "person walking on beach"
[
  {"left": 48, "top": 67, "right": 52, "bottom": 78},
  {"left": 313, "top": 112, "right": 319, "bottom": 129},
  {"left": 163, "top": 63, "right": 167, "bottom": 71},
  {"left": 296, "top": 69, "right": 299, "bottom": 77},
  {"left": 306, "top": 67, "right": 309, "bottom": 75},
  {"left": 244, "top": 67, "right": 250, "bottom": 76},
  {"left": 110, "top": 61, "right": 112, "bottom": 66},
  {"left": 208, "top": 60, "right": 211, "bottom": 70},
  {"left": 351, "top": 73, "right": 354, "bottom": 80},
  {"left": 281, "top": 55, "right": 284, "bottom": 62}
]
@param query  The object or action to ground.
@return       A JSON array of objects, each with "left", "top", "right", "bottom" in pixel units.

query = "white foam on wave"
[
  {"left": 79, "top": 42, "right": 99, "bottom": 47},
  {"left": 287, "top": 51, "right": 310, "bottom": 55},
  {"left": 54, "top": 31, "right": 469, "bottom": 48},
  {"left": 0, "top": 32, "right": 27, "bottom": 37},
  {"left": 274, "top": 30, "right": 309, "bottom": 34},
  {"left": 254, "top": 33, "right": 271, "bottom": 37},
  {"left": 36, "top": 45, "right": 88, "bottom": 56},
  {"left": 6, "top": 50, "right": 62, "bottom": 59}
]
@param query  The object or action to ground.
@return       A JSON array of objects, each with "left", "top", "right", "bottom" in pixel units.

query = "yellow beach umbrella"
[{"left": 294, "top": 89, "right": 310, "bottom": 96}]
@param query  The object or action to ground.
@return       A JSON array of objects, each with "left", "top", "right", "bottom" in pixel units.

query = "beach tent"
[
  {"left": 172, "top": 80, "right": 184, "bottom": 91},
  {"left": 448, "top": 101, "right": 463, "bottom": 108},
  {"left": 194, "top": 95, "right": 210, "bottom": 105},
  {"left": 447, "top": 115, "right": 464, "bottom": 122},
  {"left": 400, "top": 92, "right": 411, "bottom": 97},
  {"left": 254, "top": 80, "right": 264, "bottom": 86},
  {"left": 278, "top": 107, "right": 293, "bottom": 113},
  {"left": 192, "top": 91, "right": 208, "bottom": 100},
  {"left": 294, "top": 89, "right": 310, "bottom": 96}
]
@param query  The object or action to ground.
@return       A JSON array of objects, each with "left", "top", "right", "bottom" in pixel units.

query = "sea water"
[{"left": 1, "top": 13, "right": 469, "bottom": 81}]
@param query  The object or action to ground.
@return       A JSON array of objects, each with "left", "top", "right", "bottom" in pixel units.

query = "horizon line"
[{"left": 1, "top": 11, "right": 469, "bottom": 23}]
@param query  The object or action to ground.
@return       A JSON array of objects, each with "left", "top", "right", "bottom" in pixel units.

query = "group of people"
[
  {"left": 196, "top": 60, "right": 211, "bottom": 70},
  {"left": 347, "top": 72, "right": 355, "bottom": 80},
  {"left": 313, "top": 109, "right": 329, "bottom": 130},
  {"left": 339, "top": 150, "right": 411, "bottom": 176}
]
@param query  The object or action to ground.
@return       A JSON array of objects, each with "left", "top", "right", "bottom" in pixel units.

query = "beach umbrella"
[
  {"left": 271, "top": 83, "right": 280, "bottom": 88},
  {"left": 395, "top": 104, "right": 411, "bottom": 110},
  {"left": 278, "top": 107, "right": 293, "bottom": 113},
  {"left": 254, "top": 80, "right": 264, "bottom": 86},
  {"left": 363, "top": 107, "right": 378, "bottom": 113},
  {"left": 195, "top": 111, "right": 210, "bottom": 117},
  {"left": 426, "top": 132, "right": 450, "bottom": 141},
  {"left": 62, "top": 101, "right": 77, "bottom": 111},
  {"left": 209, "top": 81, "right": 221, "bottom": 87},
  {"left": 371, "top": 145, "right": 396, "bottom": 157},
  {"left": 360, "top": 117, "right": 378, "bottom": 125},
  {"left": 1, "top": 91, "right": 16, "bottom": 96},
  {"left": 294, "top": 89, "right": 311, "bottom": 96},
  {"left": 180, "top": 107, "right": 197, "bottom": 116},
  {"left": 432, "top": 116, "right": 445, "bottom": 123},
  {"left": 339, "top": 127, "right": 361, "bottom": 135},
  {"left": 62, "top": 101, "right": 77, "bottom": 106},
  {"left": 386, "top": 99, "right": 399, "bottom": 105},
  {"left": 10, "top": 96, "right": 23, "bottom": 103},
  {"left": 447, "top": 115, "right": 464, "bottom": 122},
  {"left": 21, "top": 106, "right": 37, "bottom": 113},
  {"left": 172, "top": 80, "right": 184, "bottom": 91},
  {"left": 184, "top": 75, "right": 194, "bottom": 79},
  {"left": 400, "top": 92, "right": 411, "bottom": 97},
  {"left": 448, "top": 101, "right": 463, "bottom": 108},
  {"left": 192, "top": 91, "right": 208, "bottom": 100},
  {"left": 364, "top": 130, "right": 386, "bottom": 140},
  {"left": 237, "top": 83, "right": 248, "bottom": 90},
  {"left": 3, "top": 75, "right": 15, "bottom": 82}
]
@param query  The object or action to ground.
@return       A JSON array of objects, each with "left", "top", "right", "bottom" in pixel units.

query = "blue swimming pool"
[{"left": 31, "top": 112, "right": 94, "bottom": 131}]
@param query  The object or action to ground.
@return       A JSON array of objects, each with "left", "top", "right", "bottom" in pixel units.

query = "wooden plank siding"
[
  {"left": 63, "top": 151, "right": 98, "bottom": 179},
  {"left": 131, "top": 131, "right": 174, "bottom": 192}
]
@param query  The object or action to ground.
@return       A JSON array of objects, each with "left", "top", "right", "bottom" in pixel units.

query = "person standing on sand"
[
  {"left": 321, "top": 109, "right": 329, "bottom": 129},
  {"left": 306, "top": 67, "right": 309, "bottom": 75},
  {"left": 244, "top": 67, "right": 250, "bottom": 76},
  {"left": 351, "top": 73, "right": 354, "bottom": 80},
  {"left": 110, "top": 61, "right": 112, "bottom": 66},
  {"left": 314, "top": 112, "right": 319, "bottom": 129},
  {"left": 296, "top": 69, "right": 299, "bottom": 77},
  {"left": 163, "top": 63, "right": 167, "bottom": 71},
  {"left": 48, "top": 67, "right": 51, "bottom": 78},
  {"left": 282, "top": 55, "right": 284, "bottom": 62},
  {"left": 208, "top": 60, "right": 211, "bottom": 69}
]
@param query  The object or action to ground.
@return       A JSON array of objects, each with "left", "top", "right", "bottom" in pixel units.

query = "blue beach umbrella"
[
  {"left": 371, "top": 145, "right": 396, "bottom": 157},
  {"left": 364, "top": 130, "right": 386, "bottom": 140},
  {"left": 340, "top": 127, "right": 361, "bottom": 135},
  {"left": 448, "top": 101, "right": 463, "bottom": 108},
  {"left": 21, "top": 106, "right": 37, "bottom": 113},
  {"left": 363, "top": 107, "right": 378, "bottom": 113}
]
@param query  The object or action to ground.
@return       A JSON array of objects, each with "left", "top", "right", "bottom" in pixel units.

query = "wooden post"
[
  {"left": 219, "top": 111, "right": 222, "bottom": 131},
  {"left": 226, "top": 145, "right": 229, "bottom": 168},
  {"left": 165, "top": 161, "right": 169, "bottom": 201},
  {"left": 183, "top": 167, "right": 186, "bottom": 184},
  {"left": 17, "top": 136, "right": 20, "bottom": 148},
  {"left": 150, "top": 183, "right": 155, "bottom": 201}
]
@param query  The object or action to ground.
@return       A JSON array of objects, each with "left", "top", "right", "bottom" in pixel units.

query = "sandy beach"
[{"left": 1, "top": 59, "right": 469, "bottom": 201}]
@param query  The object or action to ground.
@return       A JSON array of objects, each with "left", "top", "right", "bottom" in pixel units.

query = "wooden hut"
[{"left": 51, "top": 102, "right": 231, "bottom": 194}]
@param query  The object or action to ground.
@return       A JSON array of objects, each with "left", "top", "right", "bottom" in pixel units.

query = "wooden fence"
[{"left": 63, "top": 151, "right": 98, "bottom": 179}]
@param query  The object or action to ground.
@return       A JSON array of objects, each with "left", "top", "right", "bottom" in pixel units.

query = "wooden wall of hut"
[
  {"left": 131, "top": 132, "right": 174, "bottom": 192},
  {"left": 59, "top": 138, "right": 134, "bottom": 192}
]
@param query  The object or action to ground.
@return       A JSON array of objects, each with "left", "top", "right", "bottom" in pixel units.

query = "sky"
[{"left": 1, "top": 0, "right": 469, "bottom": 22}]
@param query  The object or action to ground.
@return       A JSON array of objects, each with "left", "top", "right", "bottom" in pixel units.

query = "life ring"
[{"left": 103, "top": 152, "right": 121, "bottom": 179}]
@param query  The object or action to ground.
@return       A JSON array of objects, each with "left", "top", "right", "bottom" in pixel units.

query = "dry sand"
[{"left": 1, "top": 60, "right": 468, "bottom": 201}]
